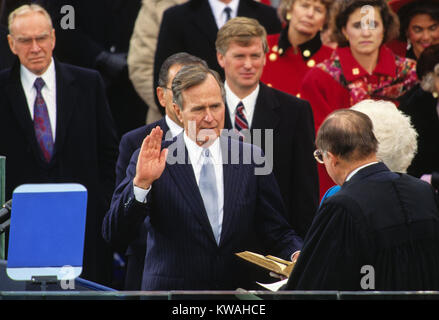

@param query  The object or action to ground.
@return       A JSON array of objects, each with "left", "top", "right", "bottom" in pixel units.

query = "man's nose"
[
  {"left": 30, "top": 39, "right": 41, "bottom": 52},
  {"left": 204, "top": 109, "right": 214, "bottom": 122},
  {"left": 243, "top": 57, "right": 252, "bottom": 69}
]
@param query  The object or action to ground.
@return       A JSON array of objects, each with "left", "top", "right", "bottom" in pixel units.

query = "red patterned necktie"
[
  {"left": 234, "top": 101, "right": 249, "bottom": 131},
  {"left": 34, "top": 77, "right": 54, "bottom": 162}
]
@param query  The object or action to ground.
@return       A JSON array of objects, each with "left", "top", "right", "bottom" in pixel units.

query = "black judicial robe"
[{"left": 284, "top": 162, "right": 439, "bottom": 291}]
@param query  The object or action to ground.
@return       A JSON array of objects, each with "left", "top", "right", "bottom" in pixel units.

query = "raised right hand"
[{"left": 133, "top": 127, "right": 168, "bottom": 189}]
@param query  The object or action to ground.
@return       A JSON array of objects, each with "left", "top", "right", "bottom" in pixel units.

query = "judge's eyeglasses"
[{"left": 313, "top": 149, "right": 325, "bottom": 164}]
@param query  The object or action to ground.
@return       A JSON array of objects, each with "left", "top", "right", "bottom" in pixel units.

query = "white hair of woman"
[{"left": 351, "top": 99, "right": 418, "bottom": 173}]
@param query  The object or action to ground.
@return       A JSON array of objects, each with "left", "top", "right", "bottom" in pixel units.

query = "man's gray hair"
[
  {"left": 172, "top": 64, "right": 225, "bottom": 109},
  {"left": 351, "top": 100, "right": 418, "bottom": 173},
  {"left": 8, "top": 4, "right": 53, "bottom": 34}
]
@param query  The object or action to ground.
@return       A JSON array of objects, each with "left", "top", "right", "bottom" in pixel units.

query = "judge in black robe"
[{"left": 285, "top": 109, "right": 439, "bottom": 291}]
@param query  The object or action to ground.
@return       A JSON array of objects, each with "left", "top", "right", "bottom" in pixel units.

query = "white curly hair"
[{"left": 351, "top": 100, "right": 418, "bottom": 173}]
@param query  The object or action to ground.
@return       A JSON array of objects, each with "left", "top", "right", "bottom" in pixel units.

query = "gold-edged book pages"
[{"left": 235, "top": 251, "right": 296, "bottom": 277}]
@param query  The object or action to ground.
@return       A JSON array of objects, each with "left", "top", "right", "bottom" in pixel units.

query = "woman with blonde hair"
[{"left": 261, "top": 0, "right": 335, "bottom": 97}]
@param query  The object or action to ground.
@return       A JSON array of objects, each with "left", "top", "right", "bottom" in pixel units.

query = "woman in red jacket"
[
  {"left": 261, "top": 0, "right": 335, "bottom": 97},
  {"left": 301, "top": 0, "right": 418, "bottom": 197}
]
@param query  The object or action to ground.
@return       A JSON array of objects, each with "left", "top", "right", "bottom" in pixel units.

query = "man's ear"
[
  {"left": 327, "top": 151, "right": 338, "bottom": 166},
  {"left": 173, "top": 103, "right": 183, "bottom": 123},
  {"left": 7, "top": 34, "right": 17, "bottom": 55},
  {"left": 156, "top": 87, "right": 166, "bottom": 108},
  {"left": 217, "top": 51, "right": 225, "bottom": 68}
]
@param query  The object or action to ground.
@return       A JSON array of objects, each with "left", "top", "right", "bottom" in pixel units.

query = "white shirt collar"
[
  {"left": 183, "top": 132, "right": 222, "bottom": 166},
  {"left": 225, "top": 81, "right": 259, "bottom": 129},
  {"left": 345, "top": 161, "right": 379, "bottom": 182},
  {"left": 208, "top": 0, "right": 240, "bottom": 29},
  {"left": 165, "top": 115, "right": 183, "bottom": 139},
  {"left": 20, "top": 58, "right": 55, "bottom": 92}
]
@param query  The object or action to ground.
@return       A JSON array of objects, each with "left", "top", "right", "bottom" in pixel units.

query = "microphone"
[{"left": 0, "top": 199, "right": 12, "bottom": 224}]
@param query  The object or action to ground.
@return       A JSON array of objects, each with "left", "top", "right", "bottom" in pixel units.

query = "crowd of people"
[{"left": 0, "top": 0, "right": 439, "bottom": 292}]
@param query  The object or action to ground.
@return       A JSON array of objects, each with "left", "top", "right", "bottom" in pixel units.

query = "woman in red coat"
[
  {"left": 301, "top": 0, "right": 418, "bottom": 198},
  {"left": 260, "top": 0, "right": 335, "bottom": 97}
]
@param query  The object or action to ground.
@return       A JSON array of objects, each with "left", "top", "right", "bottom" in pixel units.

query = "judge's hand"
[
  {"left": 269, "top": 272, "right": 287, "bottom": 280},
  {"left": 133, "top": 127, "right": 168, "bottom": 189},
  {"left": 269, "top": 251, "right": 300, "bottom": 280}
]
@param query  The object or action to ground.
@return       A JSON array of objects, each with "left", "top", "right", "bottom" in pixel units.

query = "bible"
[{"left": 235, "top": 251, "right": 296, "bottom": 277}]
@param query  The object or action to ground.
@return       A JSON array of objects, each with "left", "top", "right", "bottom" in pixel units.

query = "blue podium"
[{"left": 1, "top": 183, "right": 114, "bottom": 292}]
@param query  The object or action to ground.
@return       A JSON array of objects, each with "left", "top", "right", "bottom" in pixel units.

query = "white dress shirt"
[
  {"left": 225, "top": 81, "right": 259, "bottom": 129},
  {"left": 208, "top": 0, "right": 239, "bottom": 29},
  {"left": 20, "top": 58, "right": 57, "bottom": 140}
]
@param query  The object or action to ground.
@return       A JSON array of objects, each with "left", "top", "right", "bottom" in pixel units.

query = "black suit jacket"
[
  {"left": 153, "top": 0, "right": 282, "bottom": 114},
  {"left": 103, "top": 134, "right": 302, "bottom": 290},
  {"left": 285, "top": 162, "right": 439, "bottom": 290},
  {"left": 225, "top": 83, "right": 319, "bottom": 238},
  {"left": 0, "top": 60, "right": 119, "bottom": 286},
  {"left": 113, "top": 116, "right": 169, "bottom": 290}
]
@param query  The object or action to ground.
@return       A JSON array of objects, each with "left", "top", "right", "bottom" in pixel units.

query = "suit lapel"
[
  {"left": 52, "top": 61, "right": 77, "bottom": 161},
  {"left": 5, "top": 63, "right": 49, "bottom": 164},
  {"left": 237, "top": 0, "right": 258, "bottom": 19},
  {"left": 165, "top": 134, "right": 218, "bottom": 243},
  {"left": 251, "top": 83, "right": 280, "bottom": 131},
  {"left": 224, "top": 104, "right": 233, "bottom": 130},
  {"left": 219, "top": 136, "right": 245, "bottom": 245}
]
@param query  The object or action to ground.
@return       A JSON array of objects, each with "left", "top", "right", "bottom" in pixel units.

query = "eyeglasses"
[
  {"left": 12, "top": 34, "right": 51, "bottom": 46},
  {"left": 313, "top": 149, "right": 325, "bottom": 164}
]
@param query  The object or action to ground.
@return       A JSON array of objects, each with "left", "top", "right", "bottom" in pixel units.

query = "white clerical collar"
[
  {"left": 20, "top": 57, "right": 55, "bottom": 92},
  {"left": 345, "top": 161, "right": 379, "bottom": 182},
  {"left": 225, "top": 81, "right": 259, "bottom": 127},
  {"left": 183, "top": 131, "right": 222, "bottom": 166},
  {"left": 165, "top": 115, "right": 183, "bottom": 138}
]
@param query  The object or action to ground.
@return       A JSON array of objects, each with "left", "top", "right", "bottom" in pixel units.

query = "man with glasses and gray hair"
[
  {"left": 0, "top": 4, "right": 118, "bottom": 286},
  {"left": 284, "top": 109, "right": 439, "bottom": 291}
]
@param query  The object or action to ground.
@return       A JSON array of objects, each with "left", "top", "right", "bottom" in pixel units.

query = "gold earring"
[{"left": 286, "top": 12, "right": 292, "bottom": 21}]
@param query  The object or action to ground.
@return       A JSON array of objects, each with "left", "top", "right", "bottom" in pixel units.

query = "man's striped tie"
[{"left": 234, "top": 101, "right": 249, "bottom": 131}]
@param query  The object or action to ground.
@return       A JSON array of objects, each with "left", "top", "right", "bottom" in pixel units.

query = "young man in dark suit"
[
  {"left": 103, "top": 63, "right": 302, "bottom": 290},
  {"left": 216, "top": 17, "right": 319, "bottom": 239},
  {"left": 0, "top": 4, "right": 118, "bottom": 286},
  {"left": 285, "top": 109, "right": 439, "bottom": 290}
]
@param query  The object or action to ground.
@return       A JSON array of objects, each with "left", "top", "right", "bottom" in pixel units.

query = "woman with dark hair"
[
  {"left": 386, "top": 0, "right": 439, "bottom": 60},
  {"left": 260, "top": 0, "right": 335, "bottom": 97},
  {"left": 399, "top": 44, "right": 439, "bottom": 192},
  {"left": 300, "top": 0, "right": 418, "bottom": 197}
]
